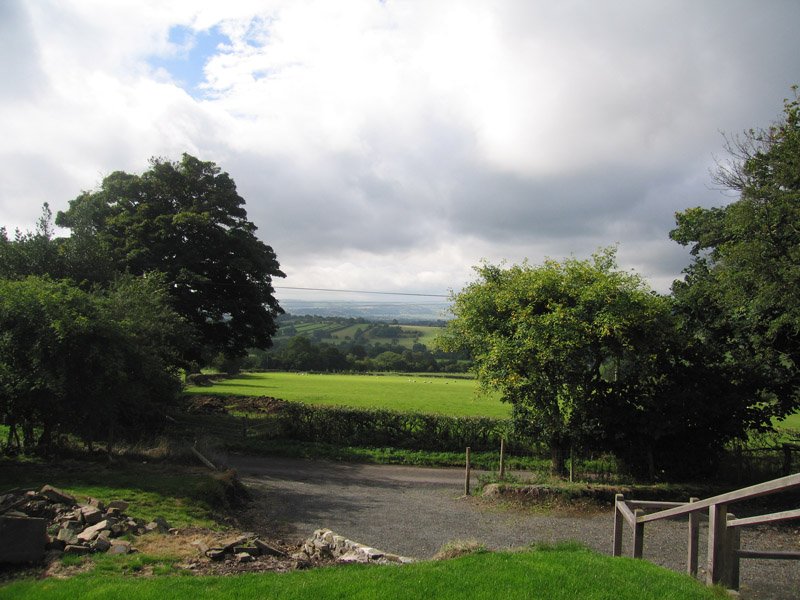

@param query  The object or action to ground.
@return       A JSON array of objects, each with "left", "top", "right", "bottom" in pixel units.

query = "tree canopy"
[
  {"left": 441, "top": 249, "right": 673, "bottom": 475},
  {"left": 0, "top": 275, "right": 192, "bottom": 453},
  {"left": 670, "top": 88, "right": 800, "bottom": 422},
  {"left": 56, "top": 154, "right": 285, "bottom": 361}
]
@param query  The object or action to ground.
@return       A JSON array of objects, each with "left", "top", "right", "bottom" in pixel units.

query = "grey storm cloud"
[{"left": 1, "top": 0, "right": 800, "bottom": 296}]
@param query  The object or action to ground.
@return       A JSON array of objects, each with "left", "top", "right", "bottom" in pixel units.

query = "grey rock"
[
  {"left": 39, "top": 486, "right": 76, "bottom": 506},
  {"left": 79, "top": 506, "right": 103, "bottom": 526},
  {"left": 77, "top": 519, "right": 111, "bottom": 542},
  {"left": 57, "top": 528, "right": 79, "bottom": 545},
  {"left": 107, "top": 543, "right": 130, "bottom": 555},
  {"left": 254, "top": 538, "right": 287, "bottom": 557},
  {"left": 206, "top": 549, "right": 227, "bottom": 561},
  {"left": 91, "top": 535, "right": 111, "bottom": 552}
]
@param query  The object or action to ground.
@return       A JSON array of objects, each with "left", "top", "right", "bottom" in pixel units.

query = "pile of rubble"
[
  {"left": 293, "top": 529, "right": 415, "bottom": 566},
  {"left": 198, "top": 533, "right": 288, "bottom": 563},
  {"left": 0, "top": 485, "right": 169, "bottom": 563},
  {"left": 0, "top": 486, "right": 415, "bottom": 574}
]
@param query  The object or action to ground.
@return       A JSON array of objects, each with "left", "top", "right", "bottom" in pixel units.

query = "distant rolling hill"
[{"left": 278, "top": 300, "right": 451, "bottom": 323}]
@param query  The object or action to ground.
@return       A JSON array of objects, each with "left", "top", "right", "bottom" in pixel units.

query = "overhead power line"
[{"left": 275, "top": 286, "right": 450, "bottom": 298}]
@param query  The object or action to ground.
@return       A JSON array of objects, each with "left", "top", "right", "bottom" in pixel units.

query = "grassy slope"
[
  {"left": 2, "top": 547, "right": 727, "bottom": 600},
  {"left": 0, "top": 460, "right": 222, "bottom": 529},
  {"left": 186, "top": 372, "right": 509, "bottom": 418}
]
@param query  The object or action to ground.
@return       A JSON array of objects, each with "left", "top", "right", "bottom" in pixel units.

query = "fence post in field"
[
  {"left": 632, "top": 509, "right": 644, "bottom": 559},
  {"left": 612, "top": 494, "right": 624, "bottom": 557},
  {"left": 569, "top": 445, "right": 574, "bottom": 483},
  {"left": 465, "top": 447, "right": 471, "bottom": 495},
  {"left": 499, "top": 438, "right": 505, "bottom": 479},
  {"left": 707, "top": 503, "right": 728, "bottom": 586},
  {"left": 687, "top": 497, "right": 700, "bottom": 576}
]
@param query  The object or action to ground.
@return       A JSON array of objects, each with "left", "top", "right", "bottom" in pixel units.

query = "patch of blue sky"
[{"left": 149, "top": 24, "right": 229, "bottom": 98}]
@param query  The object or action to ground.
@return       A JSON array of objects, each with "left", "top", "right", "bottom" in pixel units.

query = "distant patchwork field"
[{"left": 275, "top": 319, "right": 444, "bottom": 350}]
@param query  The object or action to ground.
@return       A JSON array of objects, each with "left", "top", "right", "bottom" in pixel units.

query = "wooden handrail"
[
  {"left": 736, "top": 550, "right": 800, "bottom": 560},
  {"left": 626, "top": 500, "right": 686, "bottom": 510},
  {"left": 637, "top": 472, "right": 800, "bottom": 523},
  {"left": 613, "top": 472, "right": 800, "bottom": 592},
  {"left": 617, "top": 498, "right": 638, "bottom": 527},
  {"left": 727, "top": 508, "right": 800, "bottom": 528}
]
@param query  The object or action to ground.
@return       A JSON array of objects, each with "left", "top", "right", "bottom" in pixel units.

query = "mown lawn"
[
  {"left": 186, "top": 372, "right": 509, "bottom": 418},
  {"left": 2, "top": 546, "right": 727, "bottom": 600}
]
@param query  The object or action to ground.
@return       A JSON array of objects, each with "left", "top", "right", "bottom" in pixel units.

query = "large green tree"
[
  {"left": 0, "top": 275, "right": 191, "bottom": 453},
  {"left": 56, "top": 154, "right": 285, "bottom": 361},
  {"left": 670, "top": 88, "right": 800, "bottom": 423},
  {"left": 441, "top": 250, "right": 672, "bottom": 475}
]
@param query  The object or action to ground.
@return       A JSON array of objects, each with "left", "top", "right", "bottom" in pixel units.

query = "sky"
[{"left": 1, "top": 0, "right": 799, "bottom": 303}]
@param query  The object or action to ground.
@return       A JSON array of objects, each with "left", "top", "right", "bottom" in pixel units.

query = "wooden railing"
[{"left": 612, "top": 472, "right": 800, "bottom": 590}]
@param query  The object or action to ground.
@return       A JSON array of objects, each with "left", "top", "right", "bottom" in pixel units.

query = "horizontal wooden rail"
[
  {"left": 638, "top": 472, "right": 800, "bottom": 524},
  {"left": 727, "top": 508, "right": 800, "bottom": 528},
  {"left": 626, "top": 500, "right": 687, "bottom": 510},
  {"left": 736, "top": 549, "right": 800, "bottom": 560}
]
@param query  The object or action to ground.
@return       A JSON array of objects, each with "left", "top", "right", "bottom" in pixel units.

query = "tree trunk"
[
  {"left": 550, "top": 439, "right": 568, "bottom": 477},
  {"left": 646, "top": 445, "right": 656, "bottom": 482}
]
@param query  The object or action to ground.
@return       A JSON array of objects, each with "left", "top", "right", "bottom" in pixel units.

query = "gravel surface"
[{"left": 229, "top": 456, "right": 800, "bottom": 600}]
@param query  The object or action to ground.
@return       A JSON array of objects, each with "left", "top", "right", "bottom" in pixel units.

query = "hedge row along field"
[
  {"left": 186, "top": 372, "right": 509, "bottom": 418},
  {"left": 262, "top": 403, "right": 519, "bottom": 453}
]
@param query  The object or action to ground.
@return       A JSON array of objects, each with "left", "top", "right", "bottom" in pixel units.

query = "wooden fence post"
[
  {"left": 613, "top": 494, "right": 624, "bottom": 557},
  {"left": 783, "top": 444, "right": 792, "bottom": 476},
  {"left": 569, "top": 445, "right": 574, "bottom": 483},
  {"left": 632, "top": 509, "right": 644, "bottom": 559},
  {"left": 687, "top": 497, "right": 700, "bottom": 577},
  {"left": 464, "top": 447, "right": 471, "bottom": 496},
  {"left": 726, "top": 513, "right": 740, "bottom": 591},
  {"left": 707, "top": 503, "right": 728, "bottom": 586},
  {"left": 499, "top": 438, "right": 505, "bottom": 479}
]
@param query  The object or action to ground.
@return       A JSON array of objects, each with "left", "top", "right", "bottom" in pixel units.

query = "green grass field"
[
  {"left": 1, "top": 546, "right": 726, "bottom": 600},
  {"left": 186, "top": 372, "right": 509, "bottom": 418},
  {"left": 775, "top": 412, "right": 800, "bottom": 431}
]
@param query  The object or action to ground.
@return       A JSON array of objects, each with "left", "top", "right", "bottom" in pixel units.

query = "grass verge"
[
  {"left": 0, "top": 458, "right": 235, "bottom": 529},
  {"left": 1, "top": 545, "right": 727, "bottom": 600}
]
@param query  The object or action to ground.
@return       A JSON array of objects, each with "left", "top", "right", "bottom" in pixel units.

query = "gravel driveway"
[{"left": 228, "top": 455, "right": 800, "bottom": 600}]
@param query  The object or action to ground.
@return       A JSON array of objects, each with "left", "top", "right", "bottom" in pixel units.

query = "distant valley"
[{"left": 277, "top": 300, "right": 452, "bottom": 323}]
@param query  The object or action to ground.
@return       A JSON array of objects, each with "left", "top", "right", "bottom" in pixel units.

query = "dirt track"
[{"left": 228, "top": 455, "right": 800, "bottom": 600}]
